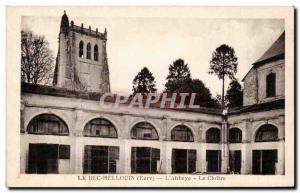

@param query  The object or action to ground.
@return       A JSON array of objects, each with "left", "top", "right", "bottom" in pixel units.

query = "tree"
[
  {"left": 215, "top": 94, "right": 223, "bottom": 108},
  {"left": 209, "top": 44, "right": 238, "bottom": 108},
  {"left": 226, "top": 80, "right": 243, "bottom": 108},
  {"left": 21, "top": 30, "right": 54, "bottom": 85},
  {"left": 165, "top": 58, "right": 191, "bottom": 92},
  {"left": 132, "top": 67, "right": 157, "bottom": 94},
  {"left": 179, "top": 79, "right": 219, "bottom": 108}
]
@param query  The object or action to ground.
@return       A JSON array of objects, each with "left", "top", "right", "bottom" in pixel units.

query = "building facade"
[
  {"left": 20, "top": 13, "right": 285, "bottom": 175},
  {"left": 53, "top": 11, "right": 110, "bottom": 93}
]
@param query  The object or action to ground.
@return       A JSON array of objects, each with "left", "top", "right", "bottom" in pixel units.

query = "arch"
[
  {"left": 131, "top": 121, "right": 159, "bottom": 140},
  {"left": 171, "top": 125, "right": 194, "bottom": 142},
  {"left": 169, "top": 123, "right": 197, "bottom": 138},
  {"left": 266, "top": 72, "right": 276, "bottom": 97},
  {"left": 27, "top": 113, "right": 69, "bottom": 136},
  {"left": 83, "top": 118, "right": 117, "bottom": 138},
  {"left": 255, "top": 124, "right": 278, "bottom": 142},
  {"left": 81, "top": 115, "right": 120, "bottom": 136},
  {"left": 86, "top": 43, "right": 91, "bottom": 59},
  {"left": 94, "top": 45, "right": 98, "bottom": 61},
  {"left": 229, "top": 127, "right": 242, "bottom": 143},
  {"left": 206, "top": 127, "right": 220, "bottom": 143},
  {"left": 79, "top": 41, "right": 84, "bottom": 58}
]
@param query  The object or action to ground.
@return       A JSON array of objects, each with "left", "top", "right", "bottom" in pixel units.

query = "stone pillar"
[
  {"left": 118, "top": 139, "right": 127, "bottom": 173},
  {"left": 160, "top": 141, "right": 167, "bottom": 174},
  {"left": 20, "top": 135, "right": 27, "bottom": 173},
  {"left": 165, "top": 143, "right": 172, "bottom": 174},
  {"left": 277, "top": 115, "right": 285, "bottom": 175},
  {"left": 201, "top": 143, "right": 207, "bottom": 173},
  {"left": 159, "top": 117, "right": 168, "bottom": 174},
  {"left": 245, "top": 120, "right": 253, "bottom": 174},
  {"left": 196, "top": 144, "right": 202, "bottom": 173},
  {"left": 120, "top": 115, "right": 132, "bottom": 174},
  {"left": 221, "top": 120, "right": 229, "bottom": 173},
  {"left": 241, "top": 143, "right": 252, "bottom": 174},
  {"left": 123, "top": 140, "right": 132, "bottom": 174},
  {"left": 20, "top": 101, "right": 25, "bottom": 133},
  {"left": 162, "top": 117, "right": 172, "bottom": 174},
  {"left": 277, "top": 141, "right": 285, "bottom": 175},
  {"left": 75, "top": 138, "right": 84, "bottom": 174},
  {"left": 71, "top": 109, "right": 78, "bottom": 174}
]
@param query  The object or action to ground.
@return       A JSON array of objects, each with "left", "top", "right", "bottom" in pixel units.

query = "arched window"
[
  {"left": 86, "top": 43, "right": 91, "bottom": 59},
  {"left": 266, "top": 73, "right": 276, "bottom": 97},
  {"left": 27, "top": 114, "right": 69, "bottom": 136},
  {"left": 79, "top": 41, "right": 84, "bottom": 58},
  {"left": 94, "top": 45, "right": 98, "bottom": 61},
  {"left": 131, "top": 122, "right": 159, "bottom": 140},
  {"left": 229, "top": 128, "right": 242, "bottom": 143},
  {"left": 171, "top": 125, "right": 194, "bottom": 142},
  {"left": 206, "top": 128, "right": 220, "bottom": 143},
  {"left": 255, "top": 124, "right": 278, "bottom": 142},
  {"left": 83, "top": 118, "right": 117, "bottom": 138}
]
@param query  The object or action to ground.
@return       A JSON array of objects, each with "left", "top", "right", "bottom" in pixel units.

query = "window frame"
[
  {"left": 79, "top": 41, "right": 84, "bottom": 58},
  {"left": 171, "top": 125, "right": 194, "bottom": 142},
  {"left": 206, "top": 127, "right": 221, "bottom": 143},
  {"left": 27, "top": 114, "right": 69, "bottom": 136},
  {"left": 255, "top": 124, "right": 278, "bottom": 142},
  {"left": 266, "top": 72, "right": 276, "bottom": 98},
  {"left": 94, "top": 45, "right": 98, "bottom": 61},
  {"left": 86, "top": 43, "right": 91, "bottom": 59},
  {"left": 229, "top": 128, "right": 242, "bottom": 143},
  {"left": 83, "top": 118, "right": 118, "bottom": 138},
  {"left": 131, "top": 122, "right": 159, "bottom": 140}
]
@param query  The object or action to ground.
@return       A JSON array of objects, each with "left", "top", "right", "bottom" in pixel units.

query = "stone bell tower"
[{"left": 53, "top": 11, "right": 111, "bottom": 93}]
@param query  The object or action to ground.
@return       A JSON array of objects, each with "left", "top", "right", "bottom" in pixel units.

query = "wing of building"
[{"left": 20, "top": 12, "right": 285, "bottom": 175}]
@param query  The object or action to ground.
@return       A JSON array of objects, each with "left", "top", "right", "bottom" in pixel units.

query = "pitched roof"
[
  {"left": 252, "top": 32, "right": 285, "bottom": 67},
  {"left": 228, "top": 99, "right": 284, "bottom": 115},
  {"left": 21, "top": 83, "right": 223, "bottom": 115},
  {"left": 242, "top": 32, "right": 285, "bottom": 81}
]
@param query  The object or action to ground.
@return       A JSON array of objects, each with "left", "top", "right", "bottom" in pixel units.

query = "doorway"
[
  {"left": 83, "top": 145, "right": 119, "bottom": 174},
  {"left": 206, "top": 150, "right": 221, "bottom": 173},
  {"left": 27, "top": 144, "right": 59, "bottom": 174},
  {"left": 172, "top": 149, "right": 196, "bottom": 173},
  {"left": 252, "top": 150, "right": 277, "bottom": 175},
  {"left": 229, "top": 150, "right": 241, "bottom": 174},
  {"left": 131, "top": 147, "right": 160, "bottom": 173}
]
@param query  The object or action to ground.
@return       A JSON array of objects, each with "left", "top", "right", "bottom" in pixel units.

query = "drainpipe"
[{"left": 221, "top": 109, "right": 229, "bottom": 174}]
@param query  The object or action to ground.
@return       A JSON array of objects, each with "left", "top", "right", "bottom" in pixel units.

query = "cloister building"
[{"left": 20, "top": 12, "right": 285, "bottom": 175}]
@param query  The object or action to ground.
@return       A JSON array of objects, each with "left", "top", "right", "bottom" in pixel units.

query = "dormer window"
[{"left": 266, "top": 73, "right": 276, "bottom": 98}]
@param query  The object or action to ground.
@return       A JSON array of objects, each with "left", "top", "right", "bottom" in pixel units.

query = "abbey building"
[
  {"left": 53, "top": 11, "right": 110, "bottom": 93},
  {"left": 20, "top": 12, "right": 285, "bottom": 175}
]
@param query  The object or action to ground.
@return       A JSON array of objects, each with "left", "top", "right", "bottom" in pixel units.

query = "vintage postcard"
[{"left": 6, "top": 6, "right": 294, "bottom": 187}]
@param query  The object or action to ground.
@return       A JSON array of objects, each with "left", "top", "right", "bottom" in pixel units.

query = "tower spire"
[{"left": 60, "top": 10, "right": 69, "bottom": 36}]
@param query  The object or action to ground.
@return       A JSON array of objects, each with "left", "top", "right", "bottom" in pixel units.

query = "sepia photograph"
[{"left": 6, "top": 6, "right": 294, "bottom": 187}]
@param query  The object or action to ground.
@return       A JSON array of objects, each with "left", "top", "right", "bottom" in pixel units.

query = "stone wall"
[
  {"left": 57, "top": 25, "right": 110, "bottom": 93},
  {"left": 227, "top": 108, "right": 285, "bottom": 174},
  {"left": 243, "top": 58, "right": 285, "bottom": 106},
  {"left": 20, "top": 92, "right": 285, "bottom": 174}
]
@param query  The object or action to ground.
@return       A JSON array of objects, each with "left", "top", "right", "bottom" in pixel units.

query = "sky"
[{"left": 21, "top": 15, "right": 284, "bottom": 96}]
